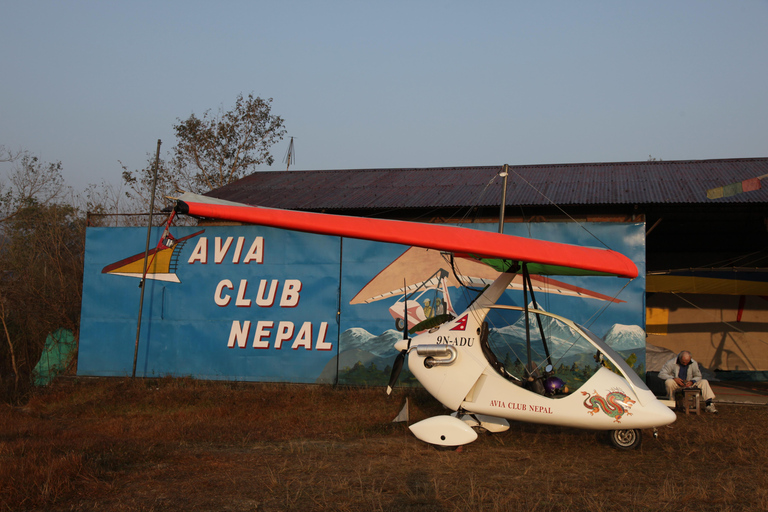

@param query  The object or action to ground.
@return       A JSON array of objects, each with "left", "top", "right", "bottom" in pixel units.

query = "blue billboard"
[{"left": 79, "top": 221, "right": 645, "bottom": 385}]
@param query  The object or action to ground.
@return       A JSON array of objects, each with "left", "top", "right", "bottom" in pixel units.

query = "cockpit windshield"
[{"left": 479, "top": 305, "right": 647, "bottom": 396}]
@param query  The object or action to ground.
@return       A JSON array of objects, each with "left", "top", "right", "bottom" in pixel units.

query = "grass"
[{"left": 2, "top": 377, "right": 768, "bottom": 511}]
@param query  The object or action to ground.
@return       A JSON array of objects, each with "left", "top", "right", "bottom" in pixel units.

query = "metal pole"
[
  {"left": 132, "top": 139, "right": 161, "bottom": 378},
  {"left": 498, "top": 164, "right": 508, "bottom": 234}
]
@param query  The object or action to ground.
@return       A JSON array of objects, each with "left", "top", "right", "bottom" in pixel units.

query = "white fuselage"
[{"left": 401, "top": 273, "right": 676, "bottom": 431}]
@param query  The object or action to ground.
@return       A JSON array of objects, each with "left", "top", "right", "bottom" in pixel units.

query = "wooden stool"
[{"left": 675, "top": 388, "right": 702, "bottom": 415}]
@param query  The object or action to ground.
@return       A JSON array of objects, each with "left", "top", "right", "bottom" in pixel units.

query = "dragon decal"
[{"left": 581, "top": 389, "right": 635, "bottom": 423}]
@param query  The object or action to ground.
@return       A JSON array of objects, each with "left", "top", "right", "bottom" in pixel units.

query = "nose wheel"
[{"left": 608, "top": 428, "right": 642, "bottom": 450}]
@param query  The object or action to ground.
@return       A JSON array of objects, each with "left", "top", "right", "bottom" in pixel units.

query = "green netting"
[{"left": 33, "top": 328, "right": 76, "bottom": 386}]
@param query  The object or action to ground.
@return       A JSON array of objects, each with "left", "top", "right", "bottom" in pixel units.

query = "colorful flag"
[
  {"left": 706, "top": 186, "right": 724, "bottom": 199},
  {"left": 723, "top": 182, "right": 743, "bottom": 197},
  {"left": 742, "top": 177, "right": 762, "bottom": 192},
  {"left": 708, "top": 175, "right": 766, "bottom": 199}
]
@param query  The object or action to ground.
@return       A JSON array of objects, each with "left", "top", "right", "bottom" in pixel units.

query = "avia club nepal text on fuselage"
[{"left": 187, "top": 235, "right": 332, "bottom": 351}]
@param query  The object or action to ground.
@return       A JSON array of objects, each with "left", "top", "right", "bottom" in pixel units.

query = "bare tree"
[
  {"left": 120, "top": 154, "right": 180, "bottom": 218},
  {"left": 0, "top": 153, "right": 66, "bottom": 223},
  {"left": 172, "top": 94, "right": 286, "bottom": 192},
  {"left": 0, "top": 152, "right": 82, "bottom": 402},
  {"left": 0, "top": 145, "right": 23, "bottom": 164},
  {"left": 122, "top": 93, "right": 287, "bottom": 210}
]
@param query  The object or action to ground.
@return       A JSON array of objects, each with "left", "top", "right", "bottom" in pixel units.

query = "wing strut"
[
  {"left": 521, "top": 262, "right": 551, "bottom": 394},
  {"left": 524, "top": 265, "right": 552, "bottom": 368},
  {"left": 523, "top": 263, "right": 532, "bottom": 372}
]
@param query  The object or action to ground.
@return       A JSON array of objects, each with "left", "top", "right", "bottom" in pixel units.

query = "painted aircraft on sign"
[
  {"left": 100, "top": 221, "right": 204, "bottom": 283},
  {"left": 172, "top": 192, "right": 675, "bottom": 450},
  {"left": 350, "top": 246, "right": 626, "bottom": 333}
]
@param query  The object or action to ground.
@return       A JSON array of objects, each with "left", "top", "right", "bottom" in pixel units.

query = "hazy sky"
[{"left": 1, "top": 1, "right": 766, "bottom": 192}]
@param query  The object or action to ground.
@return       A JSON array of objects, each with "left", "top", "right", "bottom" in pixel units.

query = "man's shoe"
[{"left": 705, "top": 403, "right": 718, "bottom": 413}]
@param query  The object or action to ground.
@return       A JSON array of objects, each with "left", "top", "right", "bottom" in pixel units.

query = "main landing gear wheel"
[
  {"left": 395, "top": 318, "right": 406, "bottom": 331},
  {"left": 609, "top": 429, "right": 642, "bottom": 450}
]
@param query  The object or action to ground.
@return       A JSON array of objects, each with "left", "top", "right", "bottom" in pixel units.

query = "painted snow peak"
[
  {"left": 317, "top": 328, "right": 404, "bottom": 385},
  {"left": 602, "top": 324, "right": 645, "bottom": 351}
]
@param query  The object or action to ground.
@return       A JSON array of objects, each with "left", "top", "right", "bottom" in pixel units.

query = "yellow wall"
[{"left": 646, "top": 294, "right": 768, "bottom": 371}]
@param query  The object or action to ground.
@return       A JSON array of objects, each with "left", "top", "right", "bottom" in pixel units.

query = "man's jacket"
[{"left": 659, "top": 351, "right": 703, "bottom": 383}]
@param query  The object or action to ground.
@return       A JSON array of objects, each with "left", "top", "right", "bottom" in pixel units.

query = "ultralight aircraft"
[{"left": 172, "top": 192, "right": 677, "bottom": 449}]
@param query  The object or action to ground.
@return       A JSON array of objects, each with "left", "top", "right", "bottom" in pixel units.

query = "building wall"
[{"left": 647, "top": 293, "right": 768, "bottom": 371}]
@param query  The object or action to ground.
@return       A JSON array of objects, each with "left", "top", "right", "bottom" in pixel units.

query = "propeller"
[{"left": 387, "top": 279, "right": 411, "bottom": 395}]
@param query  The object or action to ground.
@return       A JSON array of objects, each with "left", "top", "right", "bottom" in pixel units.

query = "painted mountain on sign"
[
  {"left": 317, "top": 328, "right": 408, "bottom": 385},
  {"left": 340, "top": 327, "right": 402, "bottom": 358},
  {"left": 318, "top": 310, "right": 646, "bottom": 385},
  {"left": 602, "top": 323, "right": 645, "bottom": 351},
  {"left": 484, "top": 306, "right": 644, "bottom": 372}
]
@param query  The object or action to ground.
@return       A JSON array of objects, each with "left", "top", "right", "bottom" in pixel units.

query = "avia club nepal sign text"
[{"left": 188, "top": 235, "right": 332, "bottom": 351}]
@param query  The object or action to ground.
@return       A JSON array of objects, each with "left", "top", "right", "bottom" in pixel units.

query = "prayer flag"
[
  {"left": 742, "top": 177, "right": 762, "bottom": 192},
  {"left": 722, "top": 182, "right": 743, "bottom": 197},
  {"left": 706, "top": 186, "right": 724, "bottom": 199}
]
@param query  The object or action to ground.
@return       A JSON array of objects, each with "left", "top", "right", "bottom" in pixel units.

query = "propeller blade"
[
  {"left": 386, "top": 351, "right": 405, "bottom": 395},
  {"left": 388, "top": 278, "right": 412, "bottom": 396}
]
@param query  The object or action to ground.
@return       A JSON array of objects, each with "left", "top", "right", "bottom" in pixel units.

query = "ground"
[{"left": 2, "top": 378, "right": 767, "bottom": 511}]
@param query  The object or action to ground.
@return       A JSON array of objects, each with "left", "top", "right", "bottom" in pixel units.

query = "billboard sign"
[{"left": 79, "top": 221, "right": 645, "bottom": 385}]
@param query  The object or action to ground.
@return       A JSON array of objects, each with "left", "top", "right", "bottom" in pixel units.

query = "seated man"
[{"left": 659, "top": 350, "right": 717, "bottom": 413}]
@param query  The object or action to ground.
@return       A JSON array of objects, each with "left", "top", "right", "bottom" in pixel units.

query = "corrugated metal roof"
[{"left": 206, "top": 158, "right": 768, "bottom": 210}]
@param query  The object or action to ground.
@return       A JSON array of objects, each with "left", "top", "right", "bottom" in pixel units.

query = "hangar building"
[{"left": 204, "top": 157, "right": 768, "bottom": 377}]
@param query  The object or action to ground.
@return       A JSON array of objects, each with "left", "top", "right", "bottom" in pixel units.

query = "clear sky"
[{"left": 1, "top": 1, "right": 766, "bottom": 192}]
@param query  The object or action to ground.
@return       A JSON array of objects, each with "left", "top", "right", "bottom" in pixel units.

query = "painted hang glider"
[
  {"left": 351, "top": 246, "right": 626, "bottom": 333},
  {"left": 101, "top": 230, "right": 205, "bottom": 283},
  {"left": 352, "top": 247, "right": 627, "bottom": 305},
  {"left": 173, "top": 192, "right": 674, "bottom": 450}
]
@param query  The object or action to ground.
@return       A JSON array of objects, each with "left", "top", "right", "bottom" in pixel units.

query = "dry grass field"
[{"left": 2, "top": 377, "right": 767, "bottom": 512}]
